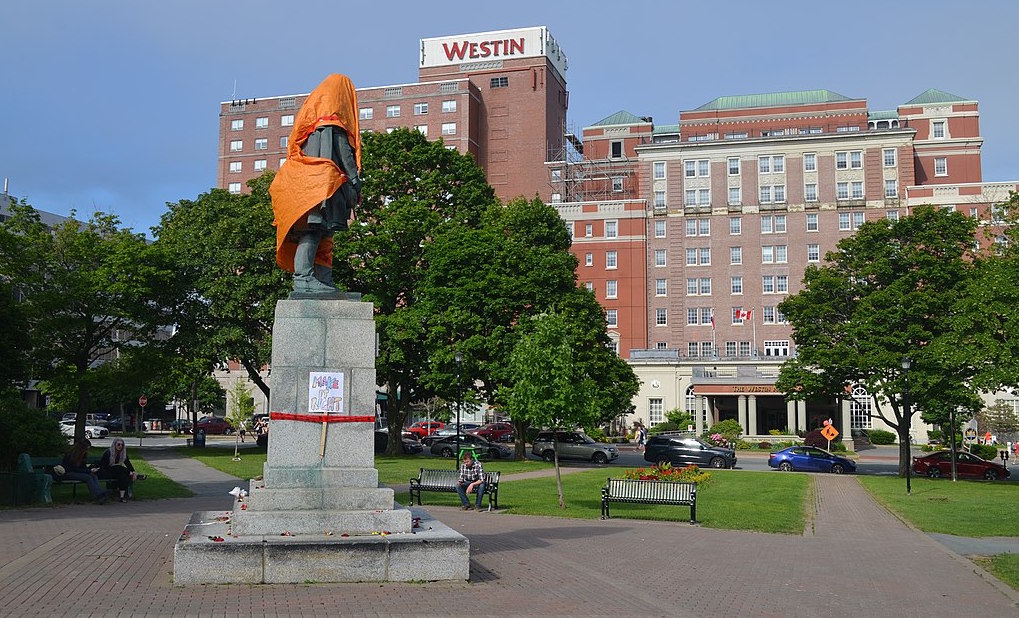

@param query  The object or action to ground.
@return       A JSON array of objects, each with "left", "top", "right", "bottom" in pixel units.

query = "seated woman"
[
  {"left": 99, "top": 437, "right": 137, "bottom": 503},
  {"left": 62, "top": 438, "right": 107, "bottom": 504}
]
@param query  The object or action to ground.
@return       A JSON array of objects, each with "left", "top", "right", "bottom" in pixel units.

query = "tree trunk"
[
  {"left": 241, "top": 359, "right": 270, "bottom": 400},
  {"left": 553, "top": 433, "right": 565, "bottom": 510},
  {"left": 511, "top": 418, "right": 529, "bottom": 460},
  {"left": 384, "top": 376, "right": 408, "bottom": 456},
  {"left": 897, "top": 426, "right": 912, "bottom": 477}
]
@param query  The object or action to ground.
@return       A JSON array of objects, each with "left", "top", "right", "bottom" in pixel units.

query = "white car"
[{"left": 60, "top": 420, "right": 109, "bottom": 440}]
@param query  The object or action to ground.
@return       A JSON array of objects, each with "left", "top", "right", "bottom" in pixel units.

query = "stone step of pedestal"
[
  {"left": 231, "top": 505, "right": 412, "bottom": 536},
  {"left": 262, "top": 465, "right": 379, "bottom": 488},
  {"left": 246, "top": 483, "right": 394, "bottom": 512}
]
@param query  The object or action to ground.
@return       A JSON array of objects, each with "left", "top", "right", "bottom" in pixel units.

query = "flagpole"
[
  {"left": 711, "top": 310, "right": 716, "bottom": 357},
  {"left": 752, "top": 307, "right": 758, "bottom": 357}
]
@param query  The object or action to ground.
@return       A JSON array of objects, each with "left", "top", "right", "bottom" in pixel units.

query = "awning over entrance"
[{"left": 691, "top": 384, "right": 781, "bottom": 396}]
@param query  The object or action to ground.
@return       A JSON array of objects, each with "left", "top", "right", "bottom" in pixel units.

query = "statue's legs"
[{"left": 293, "top": 230, "right": 336, "bottom": 294}]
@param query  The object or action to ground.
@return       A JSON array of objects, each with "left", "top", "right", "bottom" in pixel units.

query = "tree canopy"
[{"left": 776, "top": 206, "right": 982, "bottom": 474}]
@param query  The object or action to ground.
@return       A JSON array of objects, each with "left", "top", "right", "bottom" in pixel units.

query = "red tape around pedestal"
[{"left": 269, "top": 411, "right": 374, "bottom": 423}]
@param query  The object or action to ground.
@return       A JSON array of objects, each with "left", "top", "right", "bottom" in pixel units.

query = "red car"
[
  {"left": 912, "top": 450, "right": 1010, "bottom": 480},
  {"left": 196, "top": 416, "right": 234, "bottom": 435},
  {"left": 406, "top": 421, "right": 445, "bottom": 439},
  {"left": 470, "top": 422, "right": 515, "bottom": 443}
]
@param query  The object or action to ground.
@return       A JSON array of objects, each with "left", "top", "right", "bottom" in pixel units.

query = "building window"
[
  {"left": 611, "top": 141, "right": 622, "bottom": 158},
  {"left": 442, "top": 100, "right": 457, "bottom": 113},
  {"left": 839, "top": 212, "right": 851, "bottom": 230},
  {"left": 850, "top": 151, "right": 862, "bottom": 169},
  {"left": 585, "top": 282, "right": 593, "bottom": 291},
  {"left": 688, "top": 342, "right": 700, "bottom": 357},
  {"left": 585, "top": 253, "right": 593, "bottom": 266},
  {"left": 279, "top": 157, "right": 287, "bottom": 167},
  {"left": 414, "top": 102, "right": 428, "bottom": 115},
  {"left": 763, "top": 276, "right": 775, "bottom": 294},
  {"left": 686, "top": 248, "right": 699, "bottom": 266},
  {"left": 607, "top": 280, "right": 618, "bottom": 298},
  {"left": 230, "top": 119, "right": 243, "bottom": 131},
  {"left": 654, "top": 249, "right": 666, "bottom": 267},
  {"left": 229, "top": 140, "right": 242, "bottom": 152},
  {"left": 654, "top": 191, "right": 666, "bottom": 208},
  {"left": 359, "top": 107, "right": 374, "bottom": 120},
  {"left": 837, "top": 182, "right": 849, "bottom": 200},
  {"left": 774, "top": 185, "right": 786, "bottom": 203},
  {"left": 699, "top": 247, "right": 711, "bottom": 265},
  {"left": 686, "top": 278, "right": 698, "bottom": 295},
  {"left": 850, "top": 384, "right": 872, "bottom": 430},
  {"left": 762, "top": 246, "right": 774, "bottom": 263},
  {"left": 701, "top": 342, "right": 714, "bottom": 357},
  {"left": 256, "top": 117, "right": 269, "bottom": 129},
  {"left": 932, "top": 120, "right": 946, "bottom": 139},
  {"left": 386, "top": 105, "right": 400, "bottom": 118},
  {"left": 655, "top": 309, "right": 667, "bottom": 326},
  {"left": 836, "top": 152, "right": 848, "bottom": 170},
  {"left": 806, "top": 213, "right": 818, "bottom": 231},
  {"left": 731, "top": 276, "right": 743, "bottom": 294},
  {"left": 657, "top": 342, "right": 669, "bottom": 350},
  {"left": 441, "top": 122, "right": 457, "bottom": 135},
  {"left": 280, "top": 136, "right": 289, "bottom": 148},
  {"left": 803, "top": 183, "right": 817, "bottom": 202},
  {"left": 763, "top": 340, "right": 790, "bottom": 357},
  {"left": 883, "top": 148, "right": 896, "bottom": 167},
  {"left": 254, "top": 138, "right": 268, "bottom": 150},
  {"left": 280, "top": 114, "right": 294, "bottom": 127},
  {"left": 699, "top": 278, "right": 711, "bottom": 295},
  {"left": 759, "top": 156, "right": 770, "bottom": 174},
  {"left": 760, "top": 186, "right": 772, "bottom": 204},
  {"left": 685, "top": 159, "right": 709, "bottom": 177},
  {"left": 730, "top": 246, "right": 742, "bottom": 265},
  {"left": 934, "top": 157, "right": 948, "bottom": 176},
  {"left": 887, "top": 210, "right": 900, "bottom": 221},
  {"left": 415, "top": 125, "right": 428, "bottom": 136},
  {"left": 803, "top": 153, "right": 816, "bottom": 172},
  {"left": 606, "top": 251, "right": 617, "bottom": 269},
  {"left": 605, "top": 220, "right": 618, "bottom": 239},
  {"left": 728, "top": 187, "right": 741, "bottom": 206},
  {"left": 700, "top": 307, "right": 713, "bottom": 325},
  {"left": 649, "top": 398, "right": 664, "bottom": 424},
  {"left": 685, "top": 190, "right": 696, "bottom": 206},
  {"left": 763, "top": 306, "right": 776, "bottom": 324},
  {"left": 760, "top": 215, "right": 786, "bottom": 234},
  {"left": 725, "top": 342, "right": 737, "bottom": 356},
  {"left": 229, "top": 161, "right": 242, "bottom": 173},
  {"left": 853, "top": 212, "right": 865, "bottom": 229},
  {"left": 490, "top": 76, "right": 509, "bottom": 88},
  {"left": 606, "top": 309, "right": 618, "bottom": 327},
  {"left": 739, "top": 341, "right": 751, "bottom": 356},
  {"left": 654, "top": 220, "right": 666, "bottom": 238},
  {"left": 686, "top": 218, "right": 710, "bottom": 236},
  {"left": 726, "top": 131, "right": 748, "bottom": 140},
  {"left": 729, "top": 217, "right": 741, "bottom": 235},
  {"left": 655, "top": 279, "right": 666, "bottom": 296},
  {"left": 585, "top": 224, "right": 593, "bottom": 237},
  {"left": 228, "top": 182, "right": 242, "bottom": 194},
  {"left": 728, "top": 157, "right": 740, "bottom": 175},
  {"left": 807, "top": 243, "right": 820, "bottom": 262},
  {"left": 697, "top": 189, "right": 710, "bottom": 205},
  {"left": 612, "top": 177, "right": 623, "bottom": 192},
  {"left": 687, "top": 308, "right": 699, "bottom": 326},
  {"left": 253, "top": 159, "right": 266, "bottom": 172},
  {"left": 653, "top": 161, "right": 666, "bottom": 180},
  {"left": 851, "top": 181, "right": 864, "bottom": 199},
  {"left": 885, "top": 180, "right": 898, "bottom": 198}
]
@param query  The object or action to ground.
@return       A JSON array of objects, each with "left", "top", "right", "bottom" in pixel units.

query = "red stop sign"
[{"left": 139, "top": 395, "right": 148, "bottom": 407}]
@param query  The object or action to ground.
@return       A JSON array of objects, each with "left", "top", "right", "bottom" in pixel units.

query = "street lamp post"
[
  {"left": 455, "top": 351, "right": 463, "bottom": 471},
  {"left": 902, "top": 357, "right": 912, "bottom": 496}
]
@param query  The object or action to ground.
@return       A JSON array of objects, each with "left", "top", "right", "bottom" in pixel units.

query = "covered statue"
[{"left": 270, "top": 74, "right": 361, "bottom": 297}]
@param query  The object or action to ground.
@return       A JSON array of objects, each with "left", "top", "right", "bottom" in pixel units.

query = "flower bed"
[{"left": 622, "top": 462, "right": 712, "bottom": 486}]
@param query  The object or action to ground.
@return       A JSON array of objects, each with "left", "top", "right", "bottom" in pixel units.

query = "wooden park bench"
[
  {"left": 600, "top": 478, "right": 697, "bottom": 524},
  {"left": 409, "top": 468, "right": 501, "bottom": 511}
]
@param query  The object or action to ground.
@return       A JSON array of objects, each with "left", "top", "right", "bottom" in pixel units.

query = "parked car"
[
  {"left": 61, "top": 413, "right": 108, "bottom": 427},
  {"left": 421, "top": 424, "right": 482, "bottom": 447},
  {"left": 912, "top": 450, "right": 1010, "bottom": 480},
  {"left": 374, "top": 431, "right": 424, "bottom": 455},
  {"left": 428, "top": 434, "right": 513, "bottom": 459},
  {"left": 768, "top": 446, "right": 856, "bottom": 474},
  {"left": 470, "top": 422, "right": 515, "bottom": 443},
  {"left": 531, "top": 431, "right": 618, "bottom": 464},
  {"left": 59, "top": 420, "right": 109, "bottom": 440},
  {"left": 406, "top": 421, "right": 445, "bottom": 439},
  {"left": 168, "top": 419, "right": 194, "bottom": 434},
  {"left": 195, "top": 416, "right": 233, "bottom": 435},
  {"left": 644, "top": 435, "right": 737, "bottom": 469},
  {"left": 105, "top": 417, "right": 137, "bottom": 432}
]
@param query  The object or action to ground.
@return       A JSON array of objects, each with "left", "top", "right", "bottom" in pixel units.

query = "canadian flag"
[{"left": 736, "top": 308, "right": 753, "bottom": 321}]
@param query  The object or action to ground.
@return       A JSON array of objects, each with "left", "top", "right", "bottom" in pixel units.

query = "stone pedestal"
[{"left": 174, "top": 299, "right": 468, "bottom": 584}]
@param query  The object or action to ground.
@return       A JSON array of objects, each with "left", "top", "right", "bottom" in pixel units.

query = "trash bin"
[{"left": 194, "top": 428, "right": 206, "bottom": 448}]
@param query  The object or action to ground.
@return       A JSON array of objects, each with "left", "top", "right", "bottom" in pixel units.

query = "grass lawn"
[
  {"left": 858, "top": 476, "right": 1019, "bottom": 537},
  {"left": 178, "top": 447, "right": 554, "bottom": 486},
  {"left": 973, "top": 555, "right": 1019, "bottom": 591},
  {"left": 47, "top": 448, "right": 193, "bottom": 505},
  {"left": 397, "top": 469, "right": 809, "bottom": 534}
]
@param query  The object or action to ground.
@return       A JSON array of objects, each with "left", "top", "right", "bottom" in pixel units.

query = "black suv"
[{"left": 644, "top": 435, "right": 737, "bottom": 469}]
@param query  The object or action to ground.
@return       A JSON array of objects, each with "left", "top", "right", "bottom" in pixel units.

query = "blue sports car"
[{"left": 768, "top": 446, "right": 856, "bottom": 474}]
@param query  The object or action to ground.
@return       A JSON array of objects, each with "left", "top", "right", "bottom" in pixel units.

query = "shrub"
[
  {"left": 803, "top": 429, "right": 827, "bottom": 448},
  {"left": 648, "top": 408, "right": 694, "bottom": 435},
  {"left": 829, "top": 441, "right": 847, "bottom": 452},
  {"left": 868, "top": 429, "right": 896, "bottom": 445},
  {"left": 0, "top": 399, "right": 69, "bottom": 471},
  {"left": 971, "top": 444, "right": 999, "bottom": 461},
  {"left": 622, "top": 462, "right": 712, "bottom": 486},
  {"left": 703, "top": 419, "right": 742, "bottom": 445},
  {"left": 757, "top": 441, "right": 772, "bottom": 450},
  {"left": 768, "top": 429, "right": 784, "bottom": 436},
  {"left": 584, "top": 426, "right": 606, "bottom": 442},
  {"left": 733, "top": 439, "right": 752, "bottom": 450}
]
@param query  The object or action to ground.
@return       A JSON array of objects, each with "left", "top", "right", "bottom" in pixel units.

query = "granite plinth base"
[{"left": 173, "top": 505, "right": 469, "bottom": 584}]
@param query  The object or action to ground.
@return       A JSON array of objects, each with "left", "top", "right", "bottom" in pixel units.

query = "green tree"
[
  {"left": 0, "top": 203, "right": 171, "bottom": 441},
  {"left": 332, "top": 128, "right": 498, "bottom": 454},
  {"left": 980, "top": 400, "right": 1019, "bottom": 436},
  {"left": 776, "top": 206, "right": 982, "bottom": 476},
  {"left": 649, "top": 408, "right": 695, "bottom": 434},
  {"left": 227, "top": 381, "right": 256, "bottom": 459},
  {"left": 153, "top": 174, "right": 288, "bottom": 430},
  {"left": 418, "top": 198, "right": 638, "bottom": 457},
  {"left": 506, "top": 311, "right": 599, "bottom": 508}
]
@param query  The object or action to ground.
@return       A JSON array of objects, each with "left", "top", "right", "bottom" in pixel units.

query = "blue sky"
[{"left": 2, "top": 0, "right": 1016, "bottom": 235}]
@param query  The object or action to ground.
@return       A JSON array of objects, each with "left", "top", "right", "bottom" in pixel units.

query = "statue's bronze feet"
[{"left": 289, "top": 277, "right": 361, "bottom": 301}]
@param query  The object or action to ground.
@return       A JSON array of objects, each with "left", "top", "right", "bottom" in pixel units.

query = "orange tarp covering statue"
[{"left": 270, "top": 74, "right": 361, "bottom": 280}]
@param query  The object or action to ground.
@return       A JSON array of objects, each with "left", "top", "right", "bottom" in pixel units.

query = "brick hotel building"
[{"left": 217, "top": 26, "right": 1018, "bottom": 443}]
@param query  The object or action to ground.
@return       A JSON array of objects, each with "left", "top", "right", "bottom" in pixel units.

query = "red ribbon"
[{"left": 269, "top": 411, "right": 374, "bottom": 423}]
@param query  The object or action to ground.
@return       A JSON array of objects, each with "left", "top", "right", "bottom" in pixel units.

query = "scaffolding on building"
[{"left": 546, "top": 121, "right": 644, "bottom": 204}]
